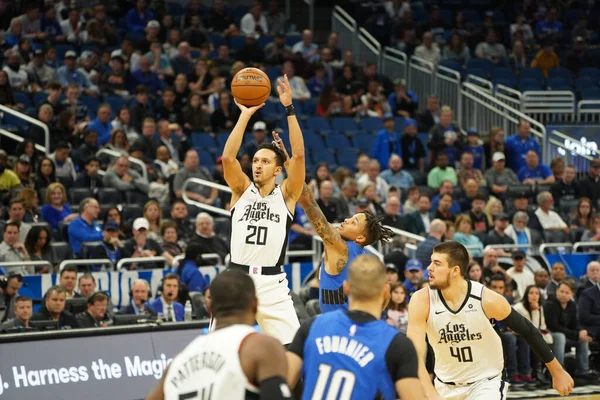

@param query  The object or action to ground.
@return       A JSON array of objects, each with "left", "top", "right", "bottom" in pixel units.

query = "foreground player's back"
[
  {"left": 302, "top": 310, "right": 399, "bottom": 400},
  {"left": 163, "top": 324, "right": 259, "bottom": 400}
]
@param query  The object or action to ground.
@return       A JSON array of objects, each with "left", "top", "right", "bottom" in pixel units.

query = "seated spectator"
[
  {"left": 581, "top": 215, "right": 600, "bottom": 242},
  {"left": 62, "top": 84, "right": 89, "bottom": 123},
  {"left": 240, "top": 2, "right": 268, "bottom": 36},
  {"left": 381, "top": 196, "right": 403, "bottom": 229},
  {"left": 566, "top": 36, "right": 593, "bottom": 75},
  {"left": 463, "top": 129, "right": 485, "bottom": 170},
  {"left": 427, "top": 153, "right": 458, "bottom": 189},
  {"left": 505, "top": 120, "right": 541, "bottom": 173},
  {"left": 277, "top": 62, "right": 310, "bottom": 101},
  {"left": 428, "top": 107, "right": 461, "bottom": 167},
  {"left": 382, "top": 282, "right": 409, "bottom": 333},
  {"left": 386, "top": 264, "right": 400, "bottom": 285},
  {"left": 508, "top": 40, "right": 528, "bottom": 76},
  {"left": 506, "top": 251, "right": 534, "bottom": 299},
  {"left": 72, "top": 130, "right": 99, "bottom": 169},
  {"left": 85, "top": 104, "right": 113, "bottom": 146},
  {"left": 101, "top": 52, "right": 131, "bottom": 99},
  {"left": 545, "top": 280, "right": 596, "bottom": 380},
  {"left": 430, "top": 180, "right": 461, "bottom": 215},
  {"left": 166, "top": 201, "right": 192, "bottom": 244},
  {"left": 0, "top": 151, "right": 20, "bottom": 198},
  {"left": 104, "top": 129, "right": 129, "bottom": 157},
  {"left": 485, "top": 213, "right": 515, "bottom": 247},
  {"left": 0, "top": 295, "right": 32, "bottom": 331},
  {"left": 546, "top": 262, "right": 566, "bottom": 298},
  {"left": 119, "top": 279, "right": 156, "bottom": 316},
  {"left": 316, "top": 181, "right": 342, "bottom": 223},
  {"left": 122, "top": 218, "right": 173, "bottom": 268},
  {"left": 415, "top": 219, "right": 446, "bottom": 267},
  {"left": 371, "top": 114, "right": 401, "bottom": 168},
  {"left": 60, "top": 8, "right": 88, "bottom": 44},
  {"left": 210, "top": 90, "right": 237, "bottom": 133},
  {"left": 28, "top": 105, "right": 56, "bottom": 151},
  {"left": 111, "top": 107, "right": 138, "bottom": 145},
  {"left": 442, "top": 32, "right": 470, "bottom": 66},
  {"left": 550, "top": 165, "right": 579, "bottom": 207},
  {"left": 535, "top": 191, "right": 567, "bottom": 234},
  {"left": 242, "top": 121, "right": 269, "bottom": 160},
  {"left": 57, "top": 51, "right": 98, "bottom": 96},
  {"left": 156, "top": 89, "right": 184, "bottom": 127},
  {"left": 103, "top": 156, "right": 149, "bottom": 196},
  {"left": 265, "top": 33, "right": 293, "bottom": 66},
  {"left": 414, "top": 32, "right": 441, "bottom": 65},
  {"left": 182, "top": 93, "right": 211, "bottom": 132},
  {"left": 75, "top": 292, "right": 111, "bottom": 328},
  {"left": 475, "top": 30, "right": 506, "bottom": 64},
  {"left": 416, "top": 95, "right": 440, "bottom": 133},
  {"left": 336, "top": 178, "right": 358, "bottom": 219},
  {"left": 467, "top": 261, "right": 484, "bottom": 284},
  {"left": 67, "top": 198, "right": 103, "bottom": 257},
  {"left": 383, "top": 236, "right": 409, "bottom": 276},
  {"left": 14, "top": 155, "right": 34, "bottom": 189},
  {"left": 453, "top": 215, "right": 484, "bottom": 257},
  {"left": 171, "top": 42, "right": 195, "bottom": 78},
  {"left": 457, "top": 152, "right": 485, "bottom": 189},
  {"left": 578, "top": 261, "right": 600, "bottom": 301},
  {"left": 174, "top": 242, "right": 207, "bottom": 293},
  {"left": 458, "top": 178, "right": 483, "bottom": 213},
  {"left": 532, "top": 41, "right": 560, "bottom": 79},
  {"left": 191, "top": 213, "right": 228, "bottom": 265},
  {"left": 30, "top": 286, "right": 78, "bottom": 329},
  {"left": 380, "top": 155, "right": 415, "bottom": 191},
  {"left": 126, "top": 0, "right": 155, "bottom": 33},
  {"left": 161, "top": 221, "right": 184, "bottom": 258},
  {"left": 173, "top": 150, "right": 218, "bottom": 205},
  {"left": 148, "top": 273, "right": 183, "bottom": 321},
  {"left": 484, "top": 152, "right": 520, "bottom": 201},
  {"left": 570, "top": 197, "right": 594, "bottom": 231},
  {"left": 0, "top": 222, "right": 31, "bottom": 274},
  {"left": 535, "top": 269, "right": 551, "bottom": 300},
  {"left": 142, "top": 200, "right": 162, "bottom": 243},
  {"left": 504, "top": 211, "right": 542, "bottom": 255},
  {"left": 182, "top": 15, "right": 208, "bottom": 49},
  {"left": 464, "top": 194, "right": 488, "bottom": 233},
  {"left": 406, "top": 195, "right": 432, "bottom": 236},
  {"left": 90, "top": 221, "right": 123, "bottom": 265},
  {"left": 361, "top": 80, "right": 391, "bottom": 118},
  {"left": 129, "top": 86, "right": 154, "bottom": 132},
  {"left": 484, "top": 198, "right": 504, "bottom": 227},
  {"left": 40, "top": 182, "right": 78, "bottom": 230},
  {"left": 403, "top": 187, "right": 420, "bottom": 214},
  {"left": 16, "top": 188, "right": 40, "bottom": 223},
  {"left": 6, "top": 199, "right": 31, "bottom": 242},
  {"left": 483, "top": 128, "right": 506, "bottom": 169},
  {"left": 3, "top": 53, "right": 32, "bottom": 92},
  {"left": 154, "top": 120, "right": 186, "bottom": 166},
  {"left": 77, "top": 275, "right": 114, "bottom": 316},
  {"left": 535, "top": 8, "right": 562, "bottom": 43},
  {"left": 292, "top": 29, "right": 319, "bottom": 64},
  {"left": 403, "top": 259, "right": 423, "bottom": 301},
  {"left": 130, "top": 56, "right": 161, "bottom": 97},
  {"left": 509, "top": 193, "right": 544, "bottom": 233},
  {"left": 153, "top": 146, "right": 180, "bottom": 179},
  {"left": 399, "top": 119, "right": 425, "bottom": 172},
  {"left": 74, "top": 157, "right": 103, "bottom": 194},
  {"left": 358, "top": 183, "right": 384, "bottom": 217},
  {"left": 518, "top": 151, "right": 555, "bottom": 184},
  {"left": 35, "top": 156, "right": 58, "bottom": 192},
  {"left": 306, "top": 64, "right": 329, "bottom": 100},
  {"left": 26, "top": 49, "right": 57, "bottom": 88}
]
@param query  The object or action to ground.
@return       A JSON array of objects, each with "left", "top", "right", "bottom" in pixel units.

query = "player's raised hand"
[
  {"left": 234, "top": 98, "right": 264, "bottom": 115},
  {"left": 277, "top": 75, "right": 293, "bottom": 107},
  {"left": 552, "top": 369, "right": 574, "bottom": 396},
  {"left": 272, "top": 131, "right": 290, "bottom": 168}
]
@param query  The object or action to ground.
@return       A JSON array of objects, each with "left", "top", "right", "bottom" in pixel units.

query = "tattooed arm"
[{"left": 298, "top": 183, "right": 349, "bottom": 275}]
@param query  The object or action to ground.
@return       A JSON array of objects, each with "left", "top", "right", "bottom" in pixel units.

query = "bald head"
[
  {"left": 429, "top": 219, "right": 447, "bottom": 239},
  {"left": 346, "top": 254, "right": 386, "bottom": 300},
  {"left": 587, "top": 261, "right": 600, "bottom": 283}
]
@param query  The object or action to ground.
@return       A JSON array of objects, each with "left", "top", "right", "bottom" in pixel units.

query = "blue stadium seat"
[
  {"left": 581, "top": 88, "right": 600, "bottom": 100},
  {"left": 325, "top": 134, "right": 351, "bottom": 150},
  {"left": 191, "top": 133, "right": 218, "bottom": 150},
  {"left": 303, "top": 131, "right": 324, "bottom": 150},
  {"left": 467, "top": 58, "right": 494, "bottom": 76},
  {"left": 548, "top": 68, "right": 573, "bottom": 83},
  {"left": 216, "top": 132, "right": 229, "bottom": 148},
  {"left": 104, "top": 96, "right": 125, "bottom": 115},
  {"left": 279, "top": 115, "right": 305, "bottom": 131},
  {"left": 519, "top": 68, "right": 545, "bottom": 83},
  {"left": 466, "top": 67, "right": 488, "bottom": 79},
  {"left": 55, "top": 44, "right": 75, "bottom": 62},
  {"left": 311, "top": 150, "right": 336, "bottom": 167},
  {"left": 229, "top": 35, "right": 245, "bottom": 51},
  {"left": 352, "top": 133, "right": 376, "bottom": 153},
  {"left": 359, "top": 117, "right": 384, "bottom": 132},
  {"left": 33, "top": 92, "right": 47, "bottom": 106},
  {"left": 302, "top": 98, "right": 317, "bottom": 115},
  {"left": 210, "top": 33, "right": 226, "bottom": 48},
  {"left": 257, "top": 36, "right": 273, "bottom": 49},
  {"left": 518, "top": 78, "right": 544, "bottom": 91},
  {"left": 332, "top": 117, "right": 359, "bottom": 133},
  {"left": 80, "top": 95, "right": 100, "bottom": 117},
  {"left": 195, "top": 149, "right": 215, "bottom": 166},
  {"left": 14, "top": 92, "right": 32, "bottom": 109},
  {"left": 579, "top": 67, "right": 600, "bottom": 81},
  {"left": 307, "top": 116, "right": 332, "bottom": 132},
  {"left": 493, "top": 67, "right": 517, "bottom": 88},
  {"left": 546, "top": 80, "right": 572, "bottom": 91},
  {"left": 337, "top": 149, "right": 358, "bottom": 171},
  {"left": 285, "top": 33, "right": 301, "bottom": 47},
  {"left": 261, "top": 101, "right": 279, "bottom": 121},
  {"left": 266, "top": 66, "right": 282, "bottom": 82},
  {"left": 575, "top": 77, "right": 598, "bottom": 93},
  {"left": 439, "top": 59, "right": 463, "bottom": 73}
]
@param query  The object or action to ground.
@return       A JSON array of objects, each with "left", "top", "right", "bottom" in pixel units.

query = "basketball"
[{"left": 231, "top": 67, "right": 271, "bottom": 106}]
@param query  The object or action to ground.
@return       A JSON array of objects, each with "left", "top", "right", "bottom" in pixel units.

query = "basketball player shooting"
[
  {"left": 286, "top": 254, "right": 425, "bottom": 400},
  {"left": 221, "top": 75, "right": 305, "bottom": 345},
  {"left": 272, "top": 137, "right": 393, "bottom": 313},
  {"left": 146, "top": 271, "right": 293, "bottom": 400},
  {"left": 406, "top": 242, "right": 574, "bottom": 400}
]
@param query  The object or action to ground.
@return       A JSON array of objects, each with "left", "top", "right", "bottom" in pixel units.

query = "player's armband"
[
  {"left": 503, "top": 308, "right": 554, "bottom": 363},
  {"left": 260, "top": 376, "right": 293, "bottom": 400}
]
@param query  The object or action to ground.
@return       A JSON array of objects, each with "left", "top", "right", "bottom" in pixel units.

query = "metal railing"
[
  {"left": 181, "top": 178, "right": 232, "bottom": 217},
  {"left": 332, "top": 6, "right": 358, "bottom": 56},
  {"left": 96, "top": 148, "right": 148, "bottom": 182},
  {"left": 116, "top": 257, "right": 169, "bottom": 270},
  {"left": 573, "top": 242, "right": 600, "bottom": 252},
  {"left": 59, "top": 259, "right": 112, "bottom": 272},
  {"left": 548, "top": 130, "right": 595, "bottom": 173},
  {"left": 464, "top": 75, "right": 493, "bottom": 93},
  {"left": 357, "top": 28, "right": 381, "bottom": 69},
  {"left": 381, "top": 47, "right": 408, "bottom": 82},
  {"left": 578, "top": 100, "right": 600, "bottom": 123},
  {"left": 0, "top": 261, "right": 52, "bottom": 274},
  {"left": 434, "top": 65, "right": 462, "bottom": 118},
  {"left": 0, "top": 104, "right": 50, "bottom": 154},
  {"left": 0, "top": 128, "right": 47, "bottom": 153},
  {"left": 521, "top": 91, "right": 576, "bottom": 124},
  {"left": 408, "top": 56, "right": 435, "bottom": 112},
  {"left": 495, "top": 84, "right": 522, "bottom": 109}
]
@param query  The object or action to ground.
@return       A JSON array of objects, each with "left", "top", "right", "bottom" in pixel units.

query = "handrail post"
[{"left": 0, "top": 104, "right": 50, "bottom": 154}]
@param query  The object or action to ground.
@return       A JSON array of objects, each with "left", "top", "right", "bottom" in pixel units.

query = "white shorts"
[
  {"left": 435, "top": 376, "right": 508, "bottom": 400},
  {"left": 249, "top": 270, "right": 300, "bottom": 345}
]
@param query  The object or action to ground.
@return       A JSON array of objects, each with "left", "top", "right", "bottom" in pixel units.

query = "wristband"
[{"left": 285, "top": 104, "right": 295, "bottom": 116}]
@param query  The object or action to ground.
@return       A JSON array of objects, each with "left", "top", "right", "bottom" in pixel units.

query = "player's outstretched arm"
[
  {"left": 242, "top": 334, "right": 293, "bottom": 400},
  {"left": 222, "top": 101, "right": 263, "bottom": 203},
  {"left": 406, "top": 289, "right": 443, "bottom": 400},
  {"left": 145, "top": 365, "right": 169, "bottom": 400},
  {"left": 482, "top": 287, "right": 574, "bottom": 396},
  {"left": 278, "top": 75, "right": 305, "bottom": 204}
]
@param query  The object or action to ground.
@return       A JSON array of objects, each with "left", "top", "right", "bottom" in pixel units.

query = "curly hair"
[{"left": 361, "top": 210, "right": 394, "bottom": 246}]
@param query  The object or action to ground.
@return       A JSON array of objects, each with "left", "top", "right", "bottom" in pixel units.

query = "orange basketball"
[{"left": 231, "top": 67, "right": 271, "bottom": 106}]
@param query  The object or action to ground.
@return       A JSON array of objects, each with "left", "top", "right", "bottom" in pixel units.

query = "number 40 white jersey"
[
  {"left": 426, "top": 281, "right": 504, "bottom": 384},
  {"left": 230, "top": 184, "right": 293, "bottom": 267}
]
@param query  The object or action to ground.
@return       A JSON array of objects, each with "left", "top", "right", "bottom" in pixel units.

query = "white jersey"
[
  {"left": 230, "top": 184, "right": 293, "bottom": 266},
  {"left": 426, "top": 281, "right": 504, "bottom": 384},
  {"left": 163, "top": 325, "right": 259, "bottom": 400}
]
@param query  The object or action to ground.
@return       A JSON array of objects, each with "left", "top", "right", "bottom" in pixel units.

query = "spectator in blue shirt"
[
  {"left": 40, "top": 5, "right": 64, "bottom": 42},
  {"left": 40, "top": 182, "right": 78, "bottom": 230},
  {"left": 87, "top": 103, "right": 113, "bottom": 146},
  {"left": 291, "top": 29, "right": 320, "bottom": 63},
  {"left": 463, "top": 128, "right": 485, "bottom": 170},
  {"left": 430, "top": 180, "right": 462, "bottom": 215},
  {"left": 380, "top": 154, "right": 415, "bottom": 190},
  {"left": 126, "top": 0, "right": 156, "bottom": 33},
  {"left": 372, "top": 113, "right": 401, "bottom": 167},
  {"left": 175, "top": 242, "right": 207, "bottom": 293},
  {"left": 307, "top": 63, "right": 329, "bottom": 98},
  {"left": 504, "top": 119, "right": 541, "bottom": 173},
  {"left": 518, "top": 150, "right": 555, "bottom": 185},
  {"left": 4, "top": 18, "right": 22, "bottom": 49},
  {"left": 535, "top": 8, "right": 563, "bottom": 42},
  {"left": 387, "top": 78, "right": 418, "bottom": 118},
  {"left": 130, "top": 56, "right": 162, "bottom": 96},
  {"left": 57, "top": 51, "right": 99, "bottom": 96},
  {"left": 67, "top": 198, "right": 103, "bottom": 256}
]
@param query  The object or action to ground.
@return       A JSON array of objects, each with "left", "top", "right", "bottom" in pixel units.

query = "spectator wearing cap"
[
  {"left": 387, "top": 78, "right": 418, "bottom": 118},
  {"left": 240, "top": 2, "right": 268, "bottom": 36},
  {"left": 68, "top": 198, "right": 103, "bottom": 256},
  {"left": 386, "top": 264, "right": 400, "bottom": 284},
  {"left": 78, "top": 50, "right": 99, "bottom": 84},
  {"left": 566, "top": 36, "right": 593, "bottom": 75},
  {"left": 0, "top": 151, "right": 20, "bottom": 197},
  {"left": 579, "top": 159, "right": 600, "bottom": 208},
  {"left": 3, "top": 53, "right": 31, "bottom": 91},
  {"left": 427, "top": 153, "right": 457, "bottom": 189},
  {"left": 504, "top": 120, "right": 541, "bottom": 173},
  {"left": 484, "top": 152, "right": 520, "bottom": 200},
  {"left": 14, "top": 155, "right": 34, "bottom": 188},
  {"left": 463, "top": 128, "right": 485, "bottom": 170},
  {"left": 403, "top": 259, "right": 424, "bottom": 301},
  {"left": 171, "top": 42, "right": 194, "bottom": 78},
  {"left": 57, "top": 51, "right": 99, "bottom": 96},
  {"left": 430, "top": 180, "right": 461, "bottom": 215},
  {"left": 380, "top": 154, "right": 414, "bottom": 191},
  {"left": 122, "top": 217, "right": 172, "bottom": 268},
  {"left": 60, "top": 8, "right": 88, "bottom": 44},
  {"left": 126, "top": 0, "right": 155, "bottom": 33},
  {"left": 130, "top": 56, "right": 162, "bottom": 97},
  {"left": 103, "top": 156, "right": 149, "bottom": 195},
  {"left": 535, "top": 191, "right": 568, "bottom": 233},
  {"left": 467, "top": 193, "right": 490, "bottom": 233},
  {"left": 90, "top": 221, "right": 123, "bottom": 264},
  {"left": 531, "top": 40, "right": 560, "bottom": 78},
  {"left": 400, "top": 119, "right": 425, "bottom": 172},
  {"left": 506, "top": 250, "right": 534, "bottom": 299},
  {"left": 518, "top": 150, "right": 554, "bottom": 185},
  {"left": 428, "top": 106, "right": 461, "bottom": 167},
  {"left": 136, "top": 20, "right": 160, "bottom": 54},
  {"left": 414, "top": 32, "right": 441, "bottom": 66},
  {"left": 415, "top": 219, "right": 446, "bottom": 267},
  {"left": 457, "top": 151, "right": 485, "bottom": 189},
  {"left": 74, "top": 157, "right": 103, "bottom": 193},
  {"left": 372, "top": 113, "right": 401, "bottom": 168},
  {"left": 485, "top": 213, "right": 515, "bottom": 246},
  {"left": 26, "top": 48, "right": 57, "bottom": 87}
]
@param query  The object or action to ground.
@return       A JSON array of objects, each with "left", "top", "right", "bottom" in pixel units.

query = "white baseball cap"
[
  {"left": 253, "top": 121, "right": 266, "bottom": 131},
  {"left": 492, "top": 152, "right": 506, "bottom": 162},
  {"left": 133, "top": 218, "right": 149, "bottom": 231}
]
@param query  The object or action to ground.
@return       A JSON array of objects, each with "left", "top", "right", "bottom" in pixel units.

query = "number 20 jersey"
[
  {"left": 230, "top": 183, "right": 293, "bottom": 266},
  {"left": 426, "top": 280, "right": 504, "bottom": 384}
]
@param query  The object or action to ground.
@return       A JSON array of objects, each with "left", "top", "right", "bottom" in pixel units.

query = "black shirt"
[
  {"left": 544, "top": 296, "right": 580, "bottom": 341},
  {"left": 317, "top": 198, "right": 341, "bottom": 223},
  {"left": 288, "top": 310, "right": 419, "bottom": 384},
  {"left": 550, "top": 179, "right": 579, "bottom": 206},
  {"left": 468, "top": 211, "right": 490, "bottom": 233},
  {"left": 400, "top": 134, "right": 426, "bottom": 170},
  {"left": 155, "top": 105, "right": 184, "bottom": 126}
]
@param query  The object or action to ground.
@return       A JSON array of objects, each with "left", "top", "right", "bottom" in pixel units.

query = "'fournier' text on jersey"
[{"left": 230, "top": 184, "right": 293, "bottom": 266}]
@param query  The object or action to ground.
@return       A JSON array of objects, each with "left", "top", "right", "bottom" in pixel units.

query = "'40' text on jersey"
[{"left": 238, "top": 201, "right": 281, "bottom": 224}]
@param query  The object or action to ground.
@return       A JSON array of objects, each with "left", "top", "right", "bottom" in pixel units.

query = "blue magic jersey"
[
  {"left": 319, "top": 241, "right": 366, "bottom": 313},
  {"left": 301, "top": 310, "right": 398, "bottom": 400}
]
